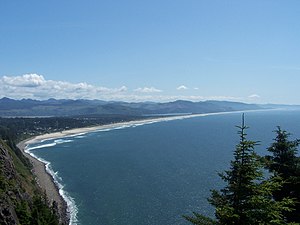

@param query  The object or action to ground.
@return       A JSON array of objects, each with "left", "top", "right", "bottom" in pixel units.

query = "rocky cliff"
[{"left": 0, "top": 140, "right": 60, "bottom": 224}]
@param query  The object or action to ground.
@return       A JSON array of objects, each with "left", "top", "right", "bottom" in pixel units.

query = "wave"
[
  {"left": 74, "top": 135, "right": 86, "bottom": 139},
  {"left": 28, "top": 139, "right": 74, "bottom": 151},
  {"left": 45, "top": 164, "right": 78, "bottom": 225},
  {"left": 25, "top": 146, "right": 78, "bottom": 225},
  {"left": 24, "top": 111, "right": 256, "bottom": 224},
  {"left": 54, "top": 139, "right": 73, "bottom": 144},
  {"left": 26, "top": 142, "right": 57, "bottom": 151},
  {"left": 113, "top": 125, "right": 131, "bottom": 130},
  {"left": 66, "top": 132, "right": 87, "bottom": 138},
  {"left": 98, "top": 123, "right": 153, "bottom": 133},
  {"left": 23, "top": 116, "right": 205, "bottom": 225}
]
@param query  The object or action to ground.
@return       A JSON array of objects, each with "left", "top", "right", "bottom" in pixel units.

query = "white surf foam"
[
  {"left": 23, "top": 110, "right": 266, "bottom": 224},
  {"left": 54, "top": 139, "right": 73, "bottom": 144},
  {"left": 28, "top": 139, "right": 74, "bottom": 151},
  {"left": 25, "top": 144, "right": 79, "bottom": 225},
  {"left": 26, "top": 142, "right": 57, "bottom": 151},
  {"left": 65, "top": 132, "right": 87, "bottom": 138},
  {"left": 74, "top": 135, "right": 86, "bottom": 139},
  {"left": 44, "top": 163, "right": 78, "bottom": 225}
]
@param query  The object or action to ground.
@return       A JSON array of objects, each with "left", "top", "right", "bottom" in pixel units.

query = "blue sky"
[{"left": 1, "top": 0, "right": 300, "bottom": 103}]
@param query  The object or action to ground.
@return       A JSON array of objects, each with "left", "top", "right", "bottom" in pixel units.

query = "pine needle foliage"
[
  {"left": 266, "top": 127, "right": 300, "bottom": 223},
  {"left": 184, "top": 114, "right": 296, "bottom": 225}
]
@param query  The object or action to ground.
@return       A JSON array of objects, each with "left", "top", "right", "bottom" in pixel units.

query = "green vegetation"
[
  {"left": 184, "top": 115, "right": 299, "bottom": 224},
  {"left": 0, "top": 115, "right": 145, "bottom": 143},
  {"left": 0, "top": 116, "right": 86, "bottom": 224},
  {"left": 15, "top": 197, "right": 59, "bottom": 225},
  {"left": 1, "top": 111, "right": 300, "bottom": 224},
  {"left": 0, "top": 114, "right": 147, "bottom": 224},
  {"left": 0, "top": 139, "right": 60, "bottom": 224},
  {"left": 265, "top": 127, "right": 300, "bottom": 223}
]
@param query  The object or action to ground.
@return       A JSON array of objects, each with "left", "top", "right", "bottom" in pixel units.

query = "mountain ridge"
[{"left": 0, "top": 97, "right": 292, "bottom": 117}]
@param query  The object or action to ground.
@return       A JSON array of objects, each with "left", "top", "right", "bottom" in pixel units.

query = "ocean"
[{"left": 27, "top": 109, "right": 300, "bottom": 225}]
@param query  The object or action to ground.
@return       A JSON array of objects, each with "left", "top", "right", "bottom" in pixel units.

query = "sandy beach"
[
  {"left": 16, "top": 110, "right": 262, "bottom": 224},
  {"left": 17, "top": 139, "right": 68, "bottom": 224},
  {"left": 17, "top": 115, "right": 199, "bottom": 224},
  {"left": 19, "top": 111, "right": 247, "bottom": 146},
  {"left": 23, "top": 114, "right": 199, "bottom": 145}
]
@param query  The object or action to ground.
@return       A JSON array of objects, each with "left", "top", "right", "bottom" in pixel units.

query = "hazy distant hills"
[{"left": 0, "top": 97, "right": 289, "bottom": 117}]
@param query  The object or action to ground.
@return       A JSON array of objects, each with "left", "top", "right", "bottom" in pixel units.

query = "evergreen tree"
[
  {"left": 184, "top": 115, "right": 295, "bottom": 225},
  {"left": 266, "top": 127, "right": 300, "bottom": 223}
]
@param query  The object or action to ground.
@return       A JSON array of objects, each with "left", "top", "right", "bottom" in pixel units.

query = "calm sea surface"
[{"left": 28, "top": 110, "right": 300, "bottom": 225}]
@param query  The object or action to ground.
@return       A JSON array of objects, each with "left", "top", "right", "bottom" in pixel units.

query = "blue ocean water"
[{"left": 27, "top": 110, "right": 300, "bottom": 225}]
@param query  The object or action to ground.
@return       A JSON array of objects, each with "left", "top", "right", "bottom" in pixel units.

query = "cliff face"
[
  {"left": 0, "top": 140, "right": 60, "bottom": 224},
  {"left": 0, "top": 142, "right": 20, "bottom": 224}
]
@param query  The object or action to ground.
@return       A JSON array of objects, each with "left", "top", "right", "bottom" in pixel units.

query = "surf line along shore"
[
  {"left": 16, "top": 114, "right": 212, "bottom": 224},
  {"left": 17, "top": 138, "right": 69, "bottom": 224},
  {"left": 16, "top": 110, "right": 257, "bottom": 224},
  {"left": 14, "top": 115, "right": 190, "bottom": 224}
]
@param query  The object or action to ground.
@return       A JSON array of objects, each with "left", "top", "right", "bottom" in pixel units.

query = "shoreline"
[
  {"left": 18, "top": 109, "right": 263, "bottom": 146},
  {"left": 16, "top": 109, "right": 270, "bottom": 224},
  {"left": 17, "top": 139, "right": 69, "bottom": 224}
]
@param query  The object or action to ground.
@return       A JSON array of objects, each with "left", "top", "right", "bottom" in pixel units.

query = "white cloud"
[
  {"left": 134, "top": 87, "right": 162, "bottom": 93},
  {"left": 177, "top": 85, "right": 188, "bottom": 90},
  {"left": 0, "top": 74, "right": 127, "bottom": 100},
  {"left": 2, "top": 74, "right": 46, "bottom": 87},
  {"left": 0, "top": 74, "right": 258, "bottom": 103},
  {"left": 248, "top": 94, "right": 260, "bottom": 99},
  {"left": 118, "top": 86, "right": 128, "bottom": 92},
  {"left": 117, "top": 94, "right": 242, "bottom": 102}
]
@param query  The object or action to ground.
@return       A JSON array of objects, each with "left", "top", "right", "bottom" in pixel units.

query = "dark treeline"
[
  {"left": 0, "top": 114, "right": 148, "bottom": 143},
  {"left": 0, "top": 115, "right": 146, "bottom": 173},
  {"left": 185, "top": 115, "right": 300, "bottom": 225}
]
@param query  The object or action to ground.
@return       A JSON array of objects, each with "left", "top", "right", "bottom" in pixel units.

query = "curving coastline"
[
  {"left": 16, "top": 110, "right": 265, "bottom": 224},
  {"left": 16, "top": 114, "right": 215, "bottom": 224},
  {"left": 17, "top": 139, "right": 69, "bottom": 224}
]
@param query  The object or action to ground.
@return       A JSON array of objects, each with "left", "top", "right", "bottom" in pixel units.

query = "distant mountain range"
[{"left": 0, "top": 97, "right": 298, "bottom": 117}]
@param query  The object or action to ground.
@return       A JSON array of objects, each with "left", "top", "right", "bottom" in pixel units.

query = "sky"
[{"left": 0, "top": 0, "right": 300, "bottom": 104}]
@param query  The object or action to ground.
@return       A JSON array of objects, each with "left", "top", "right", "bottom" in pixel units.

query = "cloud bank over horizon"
[{"left": 0, "top": 74, "right": 258, "bottom": 103}]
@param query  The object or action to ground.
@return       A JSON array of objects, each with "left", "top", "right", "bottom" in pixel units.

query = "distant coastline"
[{"left": 16, "top": 109, "right": 271, "bottom": 225}]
